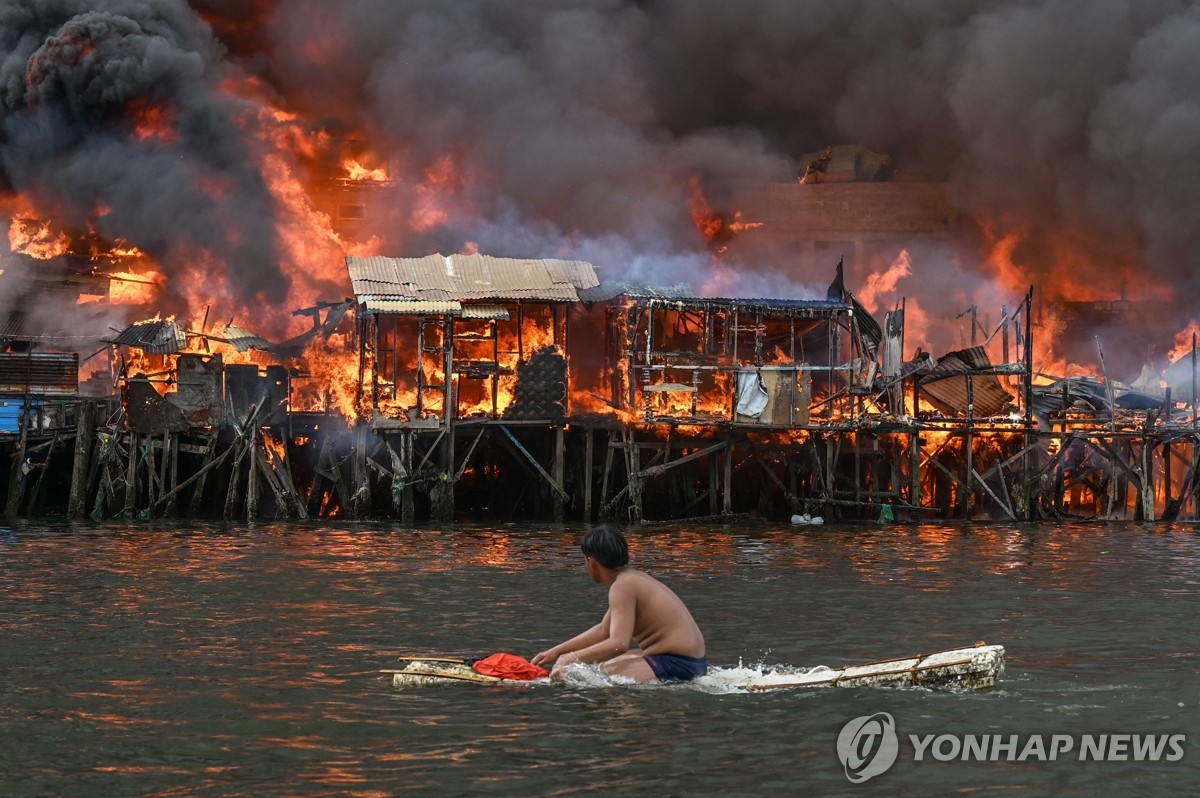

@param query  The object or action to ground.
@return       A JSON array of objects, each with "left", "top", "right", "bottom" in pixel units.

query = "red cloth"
[{"left": 472, "top": 652, "right": 549, "bottom": 681}]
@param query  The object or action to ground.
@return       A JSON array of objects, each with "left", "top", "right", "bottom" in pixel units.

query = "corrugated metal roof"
[
  {"left": 578, "top": 281, "right": 695, "bottom": 302},
  {"left": 361, "top": 298, "right": 463, "bottom": 315},
  {"left": 216, "top": 324, "right": 273, "bottom": 352},
  {"left": 461, "top": 304, "right": 510, "bottom": 320},
  {"left": 0, "top": 352, "right": 78, "bottom": 395},
  {"left": 111, "top": 319, "right": 187, "bottom": 354},
  {"left": 347, "top": 254, "right": 598, "bottom": 304},
  {"left": 920, "top": 347, "right": 1013, "bottom": 417}
]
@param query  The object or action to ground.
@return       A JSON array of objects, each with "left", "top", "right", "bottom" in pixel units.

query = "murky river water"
[{"left": 2, "top": 520, "right": 1198, "bottom": 796}]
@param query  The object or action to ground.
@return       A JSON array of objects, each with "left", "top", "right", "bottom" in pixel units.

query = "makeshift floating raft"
[
  {"left": 743, "top": 642, "right": 1005, "bottom": 692},
  {"left": 384, "top": 642, "right": 1004, "bottom": 691},
  {"left": 384, "top": 656, "right": 512, "bottom": 687}
]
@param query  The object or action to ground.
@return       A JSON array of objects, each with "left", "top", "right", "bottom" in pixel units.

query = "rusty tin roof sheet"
[
  {"left": 111, "top": 319, "right": 188, "bottom": 354},
  {"left": 347, "top": 254, "right": 598, "bottom": 304},
  {"left": 215, "top": 324, "right": 273, "bottom": 352}
]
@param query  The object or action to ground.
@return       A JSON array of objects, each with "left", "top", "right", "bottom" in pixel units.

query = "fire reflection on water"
[{"left": 4, "top": 522, "right": 1198, "bottom": 794}]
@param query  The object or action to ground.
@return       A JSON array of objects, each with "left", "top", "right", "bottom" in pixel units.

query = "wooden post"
[
  {"left": 430, "top": 424, "right": 456, "bottom": 522},
  {"left": 627, "top": 428, "right": 644, "bottom": 524},
  {"left": 964, "top": 376, "right": 974, "bottom": 518},
  {"left": 68, "top": 401, "right": 95, "bottom": 518},
  {"left": 402, "top": 431, "right": 415, "bottom": 525},
  {"left": 307, "top": 434, "right": 333, "bottom": 517},
  {"left": 1164, "top": 434, "right": 1173, "bottom": 516},
  {"left": 188, "top": 434, "right": 218, "bottom": 517},
  {"left": 4, "top": 395, "right": 31, "bottom": 517},
  {"left": 553, "top": 425, "right": 566, "bottom": 523},
  {"left": 1140, "top": 436, "right": 1155, "bottom": 521},
  {"left": 159, "top": 432, "right": 172, "bottom": 506},
  {"left": 853, "top": 429, "right": 862, "bottom": 511},
  {"left": 352, "top": 423, "right": 370, "bottom": 520},
  {"left": 246, "top": 433, "right": 260, "bottom": 520},
  {"left": 709, "top": 448, "right": 719, "bottom": 515},
  {"left": 153, "top": 443, "right": 233, "bottom": 517},
  {"left": 224, "top": 441, "right": 245, "bottom": 520},
  {"left": 582, "top": 426, "right": 594, "bottom": 523},
  {"left": 599, "top": 429, "right": 616, "bottom": 519},
  {"left": 722, "top": 432, "right": 733, "bottom": 515},
  {"left": 124, "top": 432, "right": 139, "bottom": 517},
  {"left": 27, "top": 431, "right": 60, "bottom": 514},
  {"left": 167, "top": 431, "right": 179, "bottom": 516}
]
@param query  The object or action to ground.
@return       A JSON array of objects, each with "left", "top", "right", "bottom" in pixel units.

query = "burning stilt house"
[{"left": 348, "top": 253, "right": 600, "bottom": 425}]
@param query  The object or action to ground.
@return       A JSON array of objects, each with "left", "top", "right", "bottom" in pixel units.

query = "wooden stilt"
[
  {"left": 583, "top": 427, "right": 594, "bottom": 523},
  {"left": 402, "top": 431, "right": 415, "bottom": 525},
  {"left": 1140, "top": 436, "right": 1155, "bottom": 521},
  {"left": 155, "top": 432, "right": 171, "bottom": 509},
  {"left": 167, "top": 431, "right": 179, "bottom": 517},
  {"left": 352, "top": 424, "right": 371, "bottom": 520},
  {"left": 909, "top": 427, "right": 922, "bottom": 517},
  {"left": 246, "top": 433, "right": 260, "bottom": 520},
  {"left": 68, "top": 401, "right": 95, "bottom": 518},
  {"left": 188, "top": 434, "right": 217, "bottom": 517},
  {"left": 964, "top": 378, "right": 974, "bottom": 519},
  {"left": 599, "top": 430, "right": 616, "bottom": 520},
  {"left": 124, "top": 432, "right": 139, "bottom": 517},
  {"left": 27, "top": 431, "right": 60, "bottom": 514},
  {"left": 722, "top": 432, "right": 733, "bottom": 515},
  {"left": 626, "top": 428, "right": 644, "bottom": 524},
  {"left": 308, "top": 434, "right": 334, "bottom": 517},
  {"left": 154, "top": 443, "right": 233, "bottom": 517},
  {"left": 709, "top": 449, "right": 719, "bottom": 516},
  {"left": 553, "top": 425, "right": 566, "bottom": 523},
  {"left": 223, "top": 441, "right": 245, "bottom": 520},
  {"left": 4, "top": 395, "right": 31, "bottom": 517}
]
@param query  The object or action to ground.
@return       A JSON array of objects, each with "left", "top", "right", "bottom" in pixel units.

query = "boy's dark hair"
[{"left": 581, "top": 524, "right": 629, "bottom": 569}]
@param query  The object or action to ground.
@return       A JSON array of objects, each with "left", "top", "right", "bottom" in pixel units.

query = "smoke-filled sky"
[{"left": 2, "top": 0, "right": 1199, "bottom": 364}]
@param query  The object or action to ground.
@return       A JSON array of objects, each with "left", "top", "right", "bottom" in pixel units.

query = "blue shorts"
[{"left": 644, "top": 653, "right": 708, "bottom": 682}]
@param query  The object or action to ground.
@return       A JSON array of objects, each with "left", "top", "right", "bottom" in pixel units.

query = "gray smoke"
[
  {"left": 6, "top": 1, "right": 1200, "bottom": 365},
  {"left": 247, "top": 1, "right": 1199, "bottom": 297},
  {"left": 1, "top": 0, "right": 289, "bottom": 310}
]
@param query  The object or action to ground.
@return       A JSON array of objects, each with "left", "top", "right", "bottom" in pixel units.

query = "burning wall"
[{"left": 4, "top": 2, "right": 1200, "bottom": 401}]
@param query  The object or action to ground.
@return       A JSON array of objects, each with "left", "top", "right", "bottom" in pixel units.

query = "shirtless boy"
[{"left": 531, "top": 525, "right": 706, "bottom": 683}]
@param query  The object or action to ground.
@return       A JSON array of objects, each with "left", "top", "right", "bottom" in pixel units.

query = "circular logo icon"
[{"left": 837, "top": 712, "right": 899, "bottom": 783}]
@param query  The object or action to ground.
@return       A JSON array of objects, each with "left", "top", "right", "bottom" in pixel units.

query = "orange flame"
[
  {"left": 8, "top": 215, "right": 69, "bottom": 259},
  {"left": 342, "top": 157, "right": 388, "bottom": 182}
]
